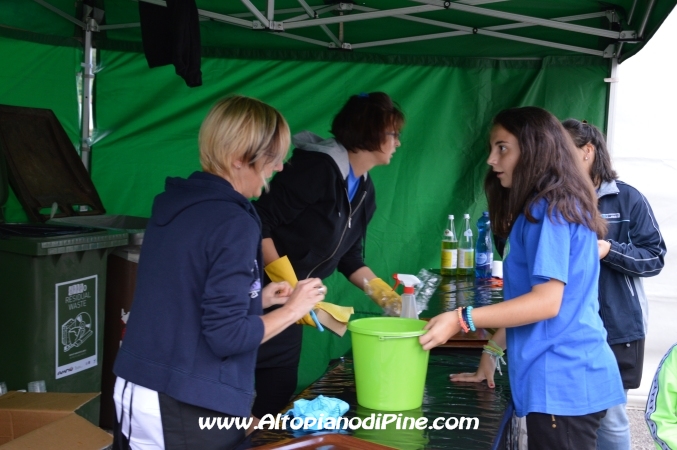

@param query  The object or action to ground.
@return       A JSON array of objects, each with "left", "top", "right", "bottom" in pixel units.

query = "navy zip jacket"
[
  {"left": 114, "top": 172, "right": 265, "bottom": 417},
  {"left": 598, "top": 180, "right": 666, "bottom": 345}
]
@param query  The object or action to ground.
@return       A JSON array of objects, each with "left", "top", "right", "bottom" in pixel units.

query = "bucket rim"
[{"left": 348, "top": 317, "right": 428, "bottom": 337}]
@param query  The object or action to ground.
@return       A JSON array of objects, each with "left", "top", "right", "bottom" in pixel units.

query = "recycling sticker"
[{"left": 55, "top": 275, "right": 98, "bottom": 379}]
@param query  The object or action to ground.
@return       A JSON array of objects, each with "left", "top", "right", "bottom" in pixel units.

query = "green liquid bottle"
[
  {"left": 457, "top": 213, "right": 475, "bottom": 276},
  {"left": 440, "top": 214, "right": 458, "bottom": 276}
]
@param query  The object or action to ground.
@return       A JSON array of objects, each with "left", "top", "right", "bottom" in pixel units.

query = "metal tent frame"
[{"left": 29, "top": 0, "right": 660, "bottom": 169}]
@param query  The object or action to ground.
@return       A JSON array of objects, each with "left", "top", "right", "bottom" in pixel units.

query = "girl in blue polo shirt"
[{"left": 420, "top": 106, "right": 625, "bottom": 449}]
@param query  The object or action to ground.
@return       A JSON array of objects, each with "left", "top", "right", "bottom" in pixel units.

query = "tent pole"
[
  {"left": 80, "top": 9, "right": 96, "bottom": 173},
  {"left": 637, "top": 0, "right": 656, "bottom": 38},
  {"left": 618, "top": 0, "right": 653, "bottom": 60},
  {"left": 605, "top": 57, "right": 619, "bottom": 156}
]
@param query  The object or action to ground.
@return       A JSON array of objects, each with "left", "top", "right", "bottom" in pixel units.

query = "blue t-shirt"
[
  {"left": 503, "top": 199, "right": 624, "bottom": 417},
  {"left": 347, "top": 165, "right": 360, "bottom": 202}
]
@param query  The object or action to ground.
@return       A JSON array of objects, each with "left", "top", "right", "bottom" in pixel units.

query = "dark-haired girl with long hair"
[
  {"left": 563, "top": 119, "right": 665, "bottom": 450},
  {"left": 420, "top": 107, "right": 625, "bottom": 449}
]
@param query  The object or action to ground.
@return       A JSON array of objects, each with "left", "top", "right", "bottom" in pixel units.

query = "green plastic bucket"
[{"left": 348, "top": 317, "right": 430, "bottom": 411}]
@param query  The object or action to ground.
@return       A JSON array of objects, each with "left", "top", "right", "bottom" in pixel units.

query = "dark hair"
[
  {"left": 485, "top": 107, "right": 607, "bottom": 239},
  {"left": 561, "top": 119, "right": 618, "bottom": 187},
  {"left": 331, "top": 92, "right": 405, "bottom": 152}
]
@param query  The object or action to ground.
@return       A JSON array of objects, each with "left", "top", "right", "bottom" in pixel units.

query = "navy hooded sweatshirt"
[{"left": 114, "top": 171, "right": 265, "bottom": 417}]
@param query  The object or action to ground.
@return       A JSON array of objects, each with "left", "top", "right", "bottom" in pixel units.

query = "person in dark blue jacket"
[
  {"left": 563, "top": 119, "right": 666, "bottom": 450},
  {"left": 112, "top": 96, "right": 326, "bottom": 450}
]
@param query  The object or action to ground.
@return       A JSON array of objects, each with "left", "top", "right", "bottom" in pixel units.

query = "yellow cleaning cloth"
[{"left": 264, "top": 256, "right": 353, "bottom": 335}]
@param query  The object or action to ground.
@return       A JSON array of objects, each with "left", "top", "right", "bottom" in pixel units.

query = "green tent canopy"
[
  {"left": 1, "top": 0, "right": 675, "bottom": 390},
  {"left": 2, "top": 0, "right": 674, "bottom": 61}
]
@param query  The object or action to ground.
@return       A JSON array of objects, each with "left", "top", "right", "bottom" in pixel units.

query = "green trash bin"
[
  {"left": 0, "top": 104, "right": 135, "bottom": 426},
  {"left": 0, "top": 223, "right": 128, "bottom": 424},
  {"left": 48, "top": 215, "right": 148, "bottom": 429}
]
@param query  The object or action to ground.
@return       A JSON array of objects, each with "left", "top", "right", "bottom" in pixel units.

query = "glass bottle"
[
  {"left": 475, "top": 211, "right": 493, "bottom": 279},
  {"left": 440, "top": 215, "right": 458, "bottom": 276},
  {"left": 457, "top": 213, "right": 474, "bottom": 276}
]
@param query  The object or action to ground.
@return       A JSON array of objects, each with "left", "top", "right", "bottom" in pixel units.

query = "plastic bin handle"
[{"left": 378, "top": 335, "right": 416, "bottom": 341}]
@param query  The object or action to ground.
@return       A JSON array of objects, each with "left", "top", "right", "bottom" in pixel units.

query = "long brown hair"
[
  {"left": 562, "top": 118, "right": 618, "bottom": 187},
  {"left": 485, "top": 107, "right": 607, "bottom": 239}
]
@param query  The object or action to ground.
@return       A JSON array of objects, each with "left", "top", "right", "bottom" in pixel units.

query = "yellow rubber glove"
[
  {"left": 265, "top": 256, "right": 299, "bottom": 287},
  {"left": 264, "top": 256, "right": 353, "bottom": 329},
  {"left": 365, "top": 277, "right": 402, "bottom": 316}
]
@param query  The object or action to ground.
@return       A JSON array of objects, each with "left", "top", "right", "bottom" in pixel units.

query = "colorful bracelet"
[
  {"left": 487, "top": 339, "right": 504, "bottom": 355},
  {"left": 483, "top": 344, "right": 504, "bottom": 358},
  {"left": 482, "top": 346, "right": 507, "bottom": 376},
  {"left": 464, "top": 306, "right": 476, "bottom": 332},
  {"left": 457, "top": 307, "right": 470, "bottom": 333}
]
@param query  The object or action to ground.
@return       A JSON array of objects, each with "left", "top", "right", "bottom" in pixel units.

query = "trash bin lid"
[
  {"left": 48, "top": 215, "right": 149, "bottom": 246},
  {"left": 0, "top": 223, "right": 128, "bottom": 256},
  {"left": 0, "top": 223, "right": 96, "bottom": 237},
  {"left": 0, "top": 104, "right": 105, "bottom": 223}
]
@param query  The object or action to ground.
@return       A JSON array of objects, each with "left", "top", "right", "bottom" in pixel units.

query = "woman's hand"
[
  {"left": 283, "top": 278, "right": 326, "bottom": 321},
  {"left": 261, "top": 281, "right": 293, "bottom": 309},
  {"left": 419, "top": 311, "right": 460, "bottom": 351},
  {"left": 450, "top": 351, "right": 498, "bottom": 388}
]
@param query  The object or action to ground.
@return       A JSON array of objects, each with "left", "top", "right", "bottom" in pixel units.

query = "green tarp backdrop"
[{"left": 4, "top": 0, "right": 670, "bottom": 391}]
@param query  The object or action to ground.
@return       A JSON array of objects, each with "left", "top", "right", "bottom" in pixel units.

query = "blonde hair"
[{"left": 199, "top": 96, "right": 290, "bottom": 184}]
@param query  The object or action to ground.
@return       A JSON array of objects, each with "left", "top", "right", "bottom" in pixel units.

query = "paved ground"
[{"left": 629, "top": 406, "right": 656, "bottom": 450}]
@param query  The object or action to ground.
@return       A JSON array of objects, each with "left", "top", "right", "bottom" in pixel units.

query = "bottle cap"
[
  {"left": 448, "top": 214, "right": 454, "bottom": 219},
  {"left": 464, "top": 213, "right": 470, "bottom": 218},
  {"left": 403, "top": 286, "right": 415, "bottom": 294},
  {"left": 483, "top": 211, "right": 489, "bottom": 217}
]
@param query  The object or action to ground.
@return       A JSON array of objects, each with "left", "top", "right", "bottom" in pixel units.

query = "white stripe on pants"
[{"left": 114, "top": 377, "right": 165, "bottom": 450}]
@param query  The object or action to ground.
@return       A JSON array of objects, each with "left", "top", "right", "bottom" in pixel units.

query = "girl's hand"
[
  {"left": 261, "top": 281, "right": 294, "bottom": 308},
  {"left": 450, "top": 351, "right": 498, "bottom": 388},
  {"left": 419, "top": 311, "right": 460, "bottom": 351},
  {"left": 597, "top": 239, "right": 611, "bottom": 259}
]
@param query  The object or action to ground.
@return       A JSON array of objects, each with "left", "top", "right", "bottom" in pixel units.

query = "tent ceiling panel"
[{"left": 0, "top": 0, "right": 675, "bottom": 62}]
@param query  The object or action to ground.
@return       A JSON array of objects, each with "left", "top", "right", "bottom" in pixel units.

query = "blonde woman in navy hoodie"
[{"left": 113, "top": 96, "right": 325, "bottom": 450}]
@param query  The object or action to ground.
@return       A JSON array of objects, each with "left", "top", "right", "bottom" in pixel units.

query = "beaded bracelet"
[
  {"left": 464, "top": 306, "right": 476, "bottom": 332},
  {"left": 457, "top": 307, "right": 470, "bottom": 333}
]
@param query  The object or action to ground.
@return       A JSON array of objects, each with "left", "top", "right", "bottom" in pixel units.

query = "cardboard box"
[{"left": 0, "top": 391, "right": 112, "bottom": 449}]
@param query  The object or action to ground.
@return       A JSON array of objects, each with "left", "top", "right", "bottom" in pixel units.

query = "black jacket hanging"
[{"left": 138, "top": 0, "right": 202, "bottom": 87}]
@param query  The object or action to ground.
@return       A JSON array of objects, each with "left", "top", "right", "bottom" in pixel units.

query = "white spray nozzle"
[{"left": 393, "top": 274, "right": 421, "bottom": 289}]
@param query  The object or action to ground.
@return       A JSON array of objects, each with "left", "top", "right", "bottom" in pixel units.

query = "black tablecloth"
[{"left": 246, "top": 351, "right": 518, "bottom": 449}]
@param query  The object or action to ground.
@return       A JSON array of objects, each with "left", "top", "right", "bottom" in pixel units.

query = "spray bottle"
[{"left": 393, "top": 274, "right": 422, "bottom": 319}]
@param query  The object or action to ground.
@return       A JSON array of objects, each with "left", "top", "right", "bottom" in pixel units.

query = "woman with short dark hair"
[{"left": 251, "top": 92, "right": 405, "bottom": 424}]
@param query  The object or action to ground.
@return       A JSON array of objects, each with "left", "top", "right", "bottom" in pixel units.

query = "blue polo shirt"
[
  {"left": 503, "top": 199, "right": 624, "bottom": 417},
  {"left": 347, "top": 165, "right": 360, "bottom": 202}
]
